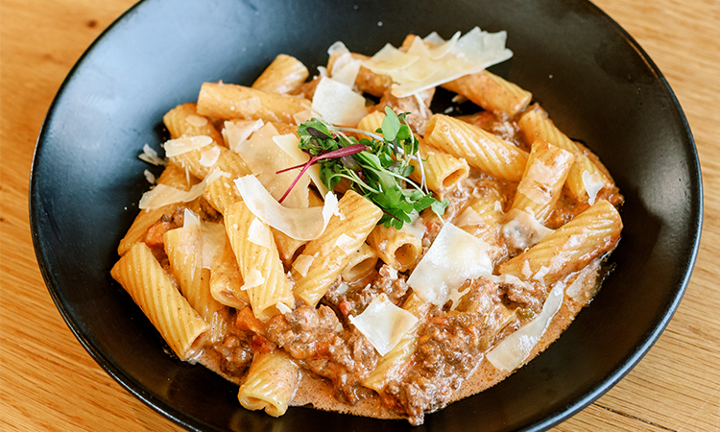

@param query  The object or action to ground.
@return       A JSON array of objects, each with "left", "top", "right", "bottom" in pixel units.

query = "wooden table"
[{"left": 1, "top": 0, "right": 718, "bottom": 430}]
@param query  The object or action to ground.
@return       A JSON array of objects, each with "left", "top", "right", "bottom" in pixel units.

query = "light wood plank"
[{"left": 2, "top": 0, "right": 719, "bottom": 431}]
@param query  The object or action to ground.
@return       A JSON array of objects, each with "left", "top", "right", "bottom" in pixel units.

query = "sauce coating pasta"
[{"left": 112, "top": 29, "right": 623, "bottom": 425}]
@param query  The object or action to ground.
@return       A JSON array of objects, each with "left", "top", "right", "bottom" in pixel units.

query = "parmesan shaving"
[
  {"left": 349, "top": 294, "right": 418, "bottom": 356},
  {"left": 199, "top": 146, "right": 221, "bottom": 167},
  {"left": 311, "top": 76, "right": 368, "bottom": 127},
  {"left": 456, "top": 206, "right": 483, "bottom": 228},
  {"left": 273, "top": 133, "right": 329, "bottom": 196},
  {"left": 502, "top": 208, "right": 554, "bottom": 250},
  {"left": 234, "top": 175, "right": 338, "bottom": 241},
  {"left": 292, "top": 254, "right": 314, "bottom": 277},
  {"left": 163, "top": 135, "right": 213, "bottom": 157},
  {"left": 582, "top": 170, "right": 605, "bottom": 205},
  {"left": 183, "top": 208, "right": 201, "bottom": 228},
  {"left": 138, "top": 144, "right": 166, "bottom": 166},
  {"left": 533, "top": 266, "right": 550, "bottom": 286},
  {"left": 362, "top": 27, "right": 512, "bottom": 98},
  {"left": 240, "top": 269, "right": 264, "bottom": 291},
  {"left": 407, "top": 223, "right": 493, "bottom": 306},
  {"left": 223, "top": 119, "right": 264, "bottom": 154},
  {"left": 330, "top": 51, "right": 362, "bottom": 87},
  {"left": 276, "top": 302, "right": 293, "bottom": 315},
  {"left": 138, "top": 169, "right": 223, "bottom": 210},
  {"left": 292, "top": 109, "right": 313, "bottom": 126},
  {"left": 402, "top": 212, "right": 426, "bottom": 240},
  {"left": 143, "top": 169, "right": 156, "bottom": 184},
  {"left": 334, "top": 233, "right": 357, "bottom": 254},
  {"left": 247, "top": 218, "right": 274, "bottom": 249},
  {"left": 335, "top": 281, "right": 349, "bottom": 295},
  {"left": 182, "top": 209, "right": 224, "bottom": 269},
  {"left": 522, "top": 260, "right": 533, "bottom": 279},
  {"left": 517, "top": 160, "right": 557, "bottom": 205},
  {"left": 200, "top": 221, "right": 226, "bottom": 269},
  {"left": 234, "top": 123, "right": 309, "bottom": 208},
  {"left": 327, "top": 41, "right": 350, "bottom": 57},
  {"left": 487, "top": 281, "right": 565, "bottom": 372},
  {"left": 185, "top": 114, "right": 208, "bottom": 127}
]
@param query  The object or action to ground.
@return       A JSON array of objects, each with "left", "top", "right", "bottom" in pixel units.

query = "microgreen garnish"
[{"left": 277, "top": 107, "right": 449, "bottom": 229}]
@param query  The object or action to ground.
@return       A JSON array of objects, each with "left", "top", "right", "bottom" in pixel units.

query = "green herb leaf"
[
  {"left": 287, "top": 116, "right": 448, "bottom": 229},
  {"left": 381, "top": 107, "right": 401, "bottom": 142}
]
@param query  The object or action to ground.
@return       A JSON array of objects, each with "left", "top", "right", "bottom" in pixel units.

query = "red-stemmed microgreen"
[{"left": 276, "top": 109, "right": 449, "bottom": 229}]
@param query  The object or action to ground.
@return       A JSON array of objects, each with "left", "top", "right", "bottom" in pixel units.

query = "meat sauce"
[{"left": 172, "top": 105, "right": 622, "bottom": 425}]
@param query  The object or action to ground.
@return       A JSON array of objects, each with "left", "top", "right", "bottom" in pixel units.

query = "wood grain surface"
[{"left": 1, "top": 0, "right": 718, "bottom": 430}]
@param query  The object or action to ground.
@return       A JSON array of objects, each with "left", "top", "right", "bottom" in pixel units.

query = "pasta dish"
[{"left": 111, "top": 28, "right": 623, "bottom": 425}]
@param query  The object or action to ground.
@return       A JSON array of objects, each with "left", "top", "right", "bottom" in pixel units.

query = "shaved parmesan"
[
  {"left": 402, "top": 212, "right": 426, "bottom": 240},
  {"left": 517, "top": 160, "right": 558, "bottom": 206},
  {"left": 185, "top": 114, "right": 208, "bottom": 127},
  {"left": 335, "top": 233, "right": 357, "bottom": 254},
  {"left": 364, "top": 44, "right": 420, "bottom": 72},
  {"left": 273, "top": 133, "right": 329, "bottom": 196},
  {"left": 180, "top": 208, "right": 224, "bottom": 268},
  {"left": 312, "top": 76, "right": 368, "bottom": 127},
  {"left": 234, "top": 175, "right": 338, "bottom": 241},
  {"left": 565, "top": 260, "right": 601, "bottom": 302},
  {"left": 138, "top": 169, "right": 223, "bottom": 210},
  {"left": 502, "top": 209, "right": 554, "bottom": 250},
  {"left": 423, "top": 32, "right": 446, "bottom": 47},
  {"left": 241, "top": 269, "right": 264, "bottom": 291},
  {"left": 327, "top": 41, "right": 350, "bottom": 57},
  {"left": 234, "top": 123, "right": 309, "bottom": 208},
  {"left": 183, "top": 208, "right": 202, "bottom": 228},
  {"left": 139, "top": 144, "right": 166, "bottom": 166},
  {"left": 349, "top": 294, "right": 418, "bottom": 356},
  {"left": 582, "top": 170, "right": 605, "bottom": 205},
  {"left": 424, "top": 31, "right": 461, "bottom": 59},
  {"left": 163, "top": 136, "right": 213, "bottom": 157},
  {"left": 248, "top": 218, "right": 274, "bottom": 249},
  {"left": 292, "top": 109, "right": 313, "bottom": 126},
  {"left": 457, "top": 206, "right": 484, "bottom": 228},
  {"left": 522, "top": 260, "right": 533, "bottom": 279},
  {"left": 533, "top": 266, "right": 550, "bottom": 286},
  {"left": 143, "top": 169, "right": 156, "bottom": 184},
  {"left": 332, "top": 56, "right": 362, "bottom": 87},
  {"left": 200, "top": 221, "right": 226, "bottom": 269},
  {"left": 361, "top": 27, "right": 512, "bottom": 97},
  {"left": 335, "top": 281, "right": 350, "bottom": 295},
  {"left": 223, "top": 119, "right": 264, "bottom": 154},
  {"left": 276, "top": 302, "right": 293, "bottom": 315},
  {"left": 292, "top": 254, "right": 315, "bottom": 277},
  {"left": 407, "top": 223, "right": 493, "bottom": 306},
  {"left": 199, "top": 146, "right": 221, "bottom": 167},
  {"left": 487, "top": 281, "right": 565, "bottom": 372}
]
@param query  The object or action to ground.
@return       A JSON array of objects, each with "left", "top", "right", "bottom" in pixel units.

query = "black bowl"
[{"left": 30, "top": 0, "right": 702, "bottom": 431}]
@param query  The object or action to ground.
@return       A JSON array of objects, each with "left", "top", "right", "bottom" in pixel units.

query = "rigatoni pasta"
[
  {"left": 112, "top": 28, "right": 623, "bottom": 426},
  {"left": 425, "top": 114, "right": 528, "bottom": 181},
  {"left": 111, "top": 242, "right": 209, "bottom": 360}
]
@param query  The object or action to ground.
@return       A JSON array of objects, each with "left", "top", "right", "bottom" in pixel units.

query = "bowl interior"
[{"left": 31, "top": 0, "right": 702, "bottom": 431}]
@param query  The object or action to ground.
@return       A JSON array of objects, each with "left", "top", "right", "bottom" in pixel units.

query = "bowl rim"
[{"left": 29, "top": 0, "right": 703, "bottom": 431}]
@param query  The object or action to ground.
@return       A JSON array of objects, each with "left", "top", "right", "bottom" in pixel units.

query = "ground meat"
[
  {"left": 199, "top": 197, "right": 222, "bottom": 223},
  {"left": 202, "top": 309, "right": 254, "bottom": 379},
  {"left": 143, "top": 206, "right": 186, "bottom": 249},
  {"left": 382, "top": 278, "right": 518, "bottom": 425},
  {"left": 212, "top": 333, "right": 253, "bottom": 377},
  {"left": 382, "top": 307, "right": 486, "bottom": 425},
  {"left": 264, "top": 305, "right": 379, "bottom": 404},
  {"left": 499, "top": 281, "right": 548, "bottom": 315},
  {"left": 324, "top": 266, "right": 409, "bottom": 317},
  {"left": 376, "top": 88, "right": 435, "bottom": 136},
  {"left": 289, "top": 75, "right": 320, "bottom": 100}
]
